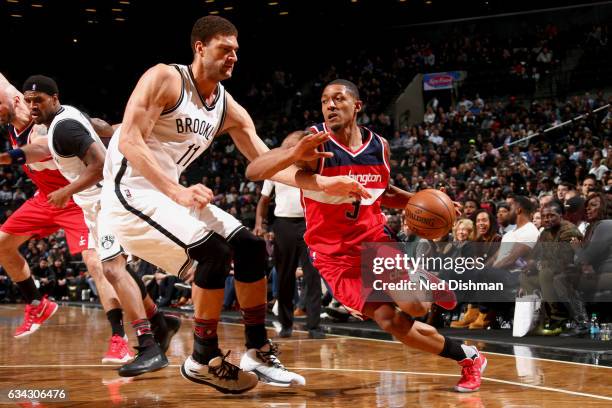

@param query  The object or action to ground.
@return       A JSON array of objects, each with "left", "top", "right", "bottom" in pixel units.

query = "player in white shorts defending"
[
  {"left": 101, "top": 16, "right": 369, "bottom": 393},
  {"left": 17, "top": 75, "right": 180, "bottom": 374}
]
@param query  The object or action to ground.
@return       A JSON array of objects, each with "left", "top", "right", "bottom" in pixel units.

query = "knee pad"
[
  {"left": 227, "top": 228, "right": 266, "bottom": 283},
  {"left": 126, "top": 262, "right": 147, "bottom": 300},
  {"left": 188, "top": 233, "right": 232, "bottom": 290}
]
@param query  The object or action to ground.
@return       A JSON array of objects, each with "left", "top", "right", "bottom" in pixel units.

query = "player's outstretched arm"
[
  {"left": 382, "top": 185, "right": 414, "bottom": 209},
  {"left": 222, "top": 96, "right": 369, "bottom": 198},
  {"left": 245, "top": 130, "right": 332, "bottom": 181},
  {"left": 0, "top": 125, "right": 51, "bottom": 165},
  {"left": 118, "top": 64, "right": 212, "bottom": 208}
]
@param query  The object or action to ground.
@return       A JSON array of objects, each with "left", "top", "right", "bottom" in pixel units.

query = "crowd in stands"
[{"left": 1, "top": 19, "right": 611, "bottom": 338}]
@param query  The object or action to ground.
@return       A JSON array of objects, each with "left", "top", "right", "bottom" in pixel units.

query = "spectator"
[
  {"left": 521, "top": 201, "right": 583, "bottom": 336},
  {"left": 496, "top": 202, "right": 516, "bottom": 235}
]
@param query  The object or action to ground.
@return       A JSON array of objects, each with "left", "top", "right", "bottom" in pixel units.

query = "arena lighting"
[
  {"left": 114, "top": 17, "right": 126, "bottom": 21},
  {"left": 31, "top": 4, "right": 43, "bottom": 7},
  {"left": 7, "top": 0, "right": 19, "bottom": 3},
  {"left": 224, "top": 6, "right": 233, "bottom": 10},
  {"left": 279, "top": 11, "right": 289, "bottom": 15},
  {"left": 10, "top": 14, "right": 23, "bottom": 17},
  {"left": 205, "top": 0, "right": 215, "bottom": 3},
  {"left": 119, "top": 1, "right": 130, "bottom": 4},
  {"left": 209, "top": 10, "right": 219, "bottom": 14},
  {"left": 268, "top": 1, "right": 279, "bottom": 5},
  {"left": 425, "top": 0, "right": 433, "bottom": 4},
  {"left": 112, "top": 8, "right": 123, "bottom": 12},
  {"left": 85, "top": 8, "right": 96, "bottom": 12}
]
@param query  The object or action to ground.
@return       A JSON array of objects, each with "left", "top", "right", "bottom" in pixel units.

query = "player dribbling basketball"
[{"left": 246, "top": 79, "right": 488, "bottom": 393}]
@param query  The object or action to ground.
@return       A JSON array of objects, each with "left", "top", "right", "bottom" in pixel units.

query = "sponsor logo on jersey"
[
  {"left": 101, "top": 235, "right": 115, "bottom": 250},
  {"left": 347, "top": 169, "right": 382, "bottom": 184},
  {"left": 175, "top": 117, "right": 216, "bottom": 140},
  {"left": 79, "top": 235, "right": 86, "bottom": 246}
]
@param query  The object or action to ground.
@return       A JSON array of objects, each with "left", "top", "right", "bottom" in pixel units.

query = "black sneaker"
[
  {"left": 279, "top": 327, "right": 292, "bottom": 338},
  {"left": 308, "top": 328, "right": 326, "bottom": 339},
  {"left": 118, "top": 343, "right": 168, "bottom": 377},
  {"left": 181, "top": 351, "right": 258, "bottom": 394},
  {"left": 152, "top": 313, "right": 181, "bottom": 353},
  {"left": 324, "top": 303, "right": 350, "bottom": 322}
]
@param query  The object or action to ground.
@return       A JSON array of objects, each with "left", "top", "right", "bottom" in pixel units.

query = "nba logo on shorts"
[
  {"left": 124, "top": 189, "right": 132, "bottom": 199},
  {"left": 101, "top": 235, "right": 115, "bottom": 250}
]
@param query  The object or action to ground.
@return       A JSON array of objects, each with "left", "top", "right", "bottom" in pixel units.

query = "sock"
[
  {"left": 106, "top": 308, "right": 126, "bottom": 338},
  {"left": 149, "top": 307, "right": 168, "bottom": 334},
  {"left": 131, "top": 319, "right": 155, "bottom": 348},
  {"left": 241, "top": 304, "right": 267, "bottom": 350},
  {"left": 193, "top": 318, "right": 221, "bottom": 364},
  {"left": 16, "top": 277, "right": 41, "bottom": 304},
  {"left": 146, "top": 303, "right": 158, "bottom": 320},
  {"left": 439, "top": 337, "right": 476, "bottom": 361}
]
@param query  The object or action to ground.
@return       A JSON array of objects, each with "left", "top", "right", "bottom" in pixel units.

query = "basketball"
[{"left": 404, "top": 189, "right": 456, "bottom": 239}]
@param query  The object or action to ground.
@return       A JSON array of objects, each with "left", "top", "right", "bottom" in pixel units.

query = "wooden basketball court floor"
[{"left": 0, "top": 304, "right": 611, "bottom": 407}]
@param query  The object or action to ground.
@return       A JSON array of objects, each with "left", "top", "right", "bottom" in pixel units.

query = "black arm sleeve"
[{"left": 53, "top": 119, "right": 96, "bottom": 160}]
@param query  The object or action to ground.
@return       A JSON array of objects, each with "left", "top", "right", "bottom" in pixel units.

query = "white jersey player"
[{"left": 101, "top": 16, "right": 368, "bottom": 393}]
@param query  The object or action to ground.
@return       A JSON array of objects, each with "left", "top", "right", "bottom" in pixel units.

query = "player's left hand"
[
  {"left": 290, "top": 131, "right": 334, "bottom": 162},
  {"left": 317, "top": 175, "right": 372, "bottom": 199},
  {"left": 438, "top": 187, "right": 461, "bottom": 216},
  {"left": 47, "top": 187, "right": 72, "bottom": 209},
  {"left": 452, "top": 201, "right": 462, "bottom": 217}
]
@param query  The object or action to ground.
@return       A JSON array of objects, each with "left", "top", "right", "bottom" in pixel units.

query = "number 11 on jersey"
[{"left": 176, "top": 144, "right": 201, "bottom": 166}]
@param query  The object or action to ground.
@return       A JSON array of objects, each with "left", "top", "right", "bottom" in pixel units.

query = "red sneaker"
[
  {"left": 14, "top": 296, "right": 59, "bottom": 338},
  {"left": 455, "top": 349, "right": 487, "bottom": 392},
  {"left": 415, "top": 268, "right": 457, "bottom": 310},
  {"left": 102, "top": 335, "right": 135, "bottom": 364}
]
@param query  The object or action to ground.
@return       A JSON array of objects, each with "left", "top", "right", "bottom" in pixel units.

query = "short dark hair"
[
  {"left": 514, "top": 195, "right": 535, "bottom": 215},
  {"left": 191, "top": 16, "right": 238, "bottom": 53},
  {"left": 543, "top": 200, "right": 564, "bottom": 215},
  {"left": 497, "top": 202, "right": 511, "bottom": 212},
  {"left": 583, "top": 174, "right": 597, "bottom": 184},
  {"left": 326, "top": 79, "right": 360, "bottom": 100}
]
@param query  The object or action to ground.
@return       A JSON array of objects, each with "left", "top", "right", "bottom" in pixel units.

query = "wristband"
[{"left": 8, "top": 149, "right": 26, "bottom": 165}]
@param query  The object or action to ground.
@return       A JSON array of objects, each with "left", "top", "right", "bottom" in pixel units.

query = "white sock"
[{"left": 461, "top": 344, "right": 478, "bottom": 359}]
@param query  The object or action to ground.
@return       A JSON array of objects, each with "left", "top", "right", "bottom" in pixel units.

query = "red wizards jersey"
[
  {"left": 302, "top": 123, "right": 390, "bottom": 257},
  {"left": 7, "top": 122, "right": 70, "bottom": 198}
]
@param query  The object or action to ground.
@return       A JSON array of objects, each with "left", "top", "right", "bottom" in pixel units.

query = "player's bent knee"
[
  {"left": 395, "top": 299, "right": 429, "bottom": 318},
  {"left": 101, "top": 258, "right": 126, "bottom": 285},
  {"left": 188, "top": 233, "right": 231, "bottom": 290},
  {"left": 227, "top": 228, "right": 266, "bottom": 283}
]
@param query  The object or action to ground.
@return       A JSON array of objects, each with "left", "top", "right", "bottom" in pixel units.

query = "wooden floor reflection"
[{"left": 1, "top": 304, "right": 611, "bottom": 407}]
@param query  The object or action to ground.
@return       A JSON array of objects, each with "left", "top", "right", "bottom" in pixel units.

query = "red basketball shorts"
[{"left": 1, "top": 193, "right": 90, "bottom": 255}]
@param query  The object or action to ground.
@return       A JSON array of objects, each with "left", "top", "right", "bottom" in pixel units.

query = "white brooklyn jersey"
[
  {"left": 47, "top": 105, "right": 105, "bottom": 207},
  {"left": 105, "top": 64, "right": 227, "bottom": 191}
]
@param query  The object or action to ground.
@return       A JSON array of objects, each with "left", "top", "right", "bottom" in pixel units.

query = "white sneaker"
[
  {"left": 180, "top": 352, "right": 259, "bottom": 394},
  {"left": 239, "top": 341, "right": 306, "bottom": 387}
]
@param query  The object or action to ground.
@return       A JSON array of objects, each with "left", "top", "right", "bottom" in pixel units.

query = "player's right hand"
[
  {"left": 318, "top": 175, "right": 372, "bottom": 199},
  {"left": 253, "top": 224, "right": 265, "bottom": 237},
  {"left": 172, "top": 184, "right": 213, "bottom": 209}
]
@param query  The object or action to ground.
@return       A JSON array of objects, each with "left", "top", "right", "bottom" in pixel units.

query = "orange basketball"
[{"left": 404, "top": 189, "right": 456, "bottom": 239}]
